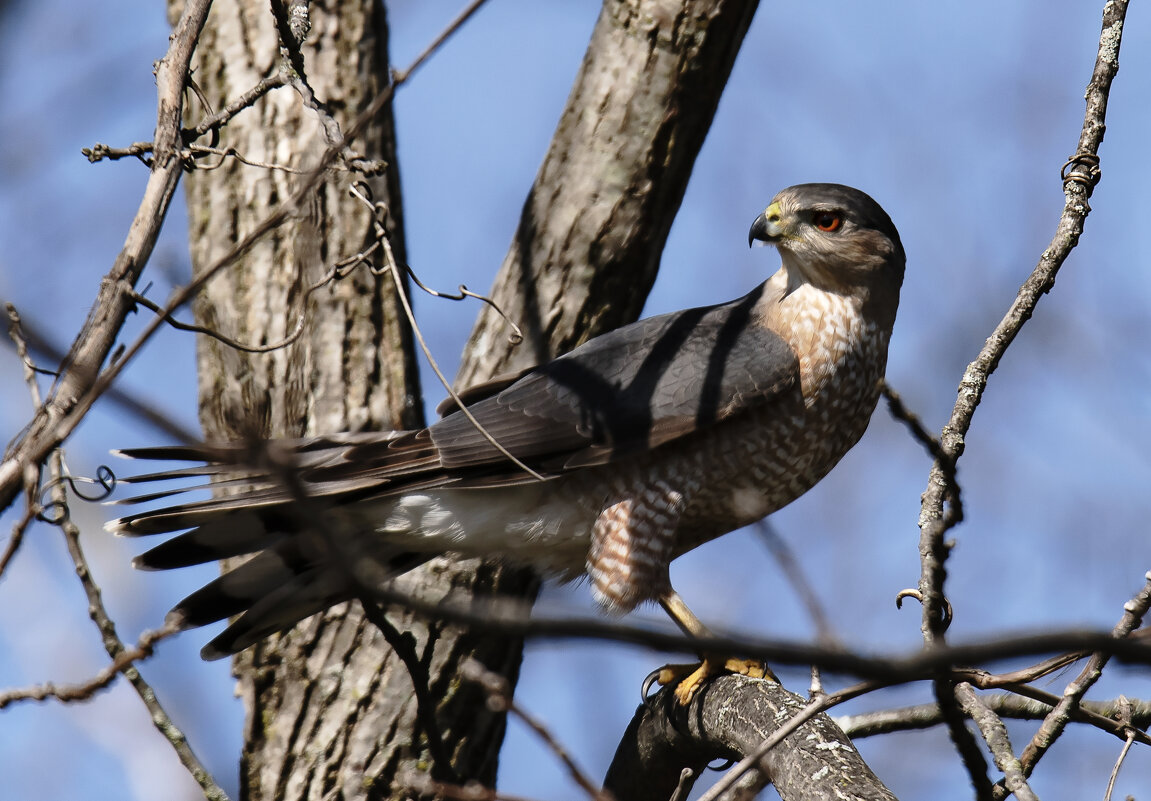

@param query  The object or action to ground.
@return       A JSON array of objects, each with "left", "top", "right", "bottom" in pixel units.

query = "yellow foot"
[{"left": 654, "top": 657, "right": 778, "bottom": 705}]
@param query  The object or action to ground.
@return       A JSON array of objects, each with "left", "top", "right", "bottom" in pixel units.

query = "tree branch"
[
  {"left": 0, "top": 0, "right": 213, "bottom": 511},
  {"left": 457, "top": 0, "right": 761, "bottom": 383},
  {"left": 913, "top": 0, "right": 1128, "bottom": 646},
  {"left": 605, "top": 675, "right": 896, "bottom": 801}
]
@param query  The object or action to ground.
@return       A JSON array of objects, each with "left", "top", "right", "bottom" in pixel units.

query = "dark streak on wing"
[
  {"left": 111, "top": 281, "right": 798, "bottom": 657},
  {"left": 426, "top": 282, "right": 798, "bottom": 475},
  {"left": 110, "top": 282, "right": 797, "bottom": 534}
]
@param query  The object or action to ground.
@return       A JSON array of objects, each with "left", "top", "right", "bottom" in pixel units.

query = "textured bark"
[
  {"left": 173, "top": 1, "right": 452, "bottom": 798},
  {"left": 605, "top": 676, "right": 898, "bottom": 801},
  {"left": 457, "top": 0, "right": 761, "bottom": 384},
  {"left": 176, "top": 0, "right": 760, "bottom": 798}
]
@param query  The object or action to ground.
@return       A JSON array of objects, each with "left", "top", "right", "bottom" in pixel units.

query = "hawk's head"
[{"left": 749, "top": 183, "right": 905, "bottom": 309}]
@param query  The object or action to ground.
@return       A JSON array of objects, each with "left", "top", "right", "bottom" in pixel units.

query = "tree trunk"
[
  {"left": 176, "top": 0, "right": 759, "bottom": 798},
  {"left": 458, "top": 0, "right": 761, "bottom": 384}
]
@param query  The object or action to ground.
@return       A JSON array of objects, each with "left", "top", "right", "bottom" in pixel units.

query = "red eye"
[{"left": 814, "top": 211, "right": 842, "bottom": 232}]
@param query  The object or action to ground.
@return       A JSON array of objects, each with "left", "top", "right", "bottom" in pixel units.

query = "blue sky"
[{"left": 2, "top": 1, "right": 1151, "bottom": 799}]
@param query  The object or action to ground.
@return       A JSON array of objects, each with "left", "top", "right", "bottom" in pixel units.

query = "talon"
[
  {"left": 651, "top": 657, "right": 778, "bottom": 705},
  {"left": 641, "top": 667, "right": 666, "bottom": 703},
  {"left": 674, "top": 661, "right": 711, "bottom": 705},
  {"left": 722, "top": 657, "right": 776, "bottom": 682}
]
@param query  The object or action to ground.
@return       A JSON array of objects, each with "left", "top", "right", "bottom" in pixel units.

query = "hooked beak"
[{"left": 749, "top": 201, "right": 785, "bottom": 247}]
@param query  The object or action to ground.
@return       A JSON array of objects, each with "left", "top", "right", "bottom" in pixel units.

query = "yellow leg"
[{"left": 656, "top": 589, "right": 777, "bottom": 705}]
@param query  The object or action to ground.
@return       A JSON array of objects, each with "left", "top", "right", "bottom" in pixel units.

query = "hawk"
[{"left": 108, "top": 183, "right": 905, "bottom": 701}]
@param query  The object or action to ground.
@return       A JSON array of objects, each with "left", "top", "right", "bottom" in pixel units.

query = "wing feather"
[
  {"left": 429, "top": 282, "right": 797, "bottom": 471},
  {"left": 107, "top": 282, "right": 796, "bottom": 530}
]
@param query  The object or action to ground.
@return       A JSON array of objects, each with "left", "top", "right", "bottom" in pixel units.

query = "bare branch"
[
  {"left": 1, "top": 305, "right": 45, "bottom": 578},
  {"left": 995, "top": 571, "right": 1151, "bottom": 797},
  {"left": 0, "top": 621, "right": 177, "bottom": 709},
  {"left": 754, "top": 520, "right": 838, "bottom": 645},
  {"left": 935, "top": 679, "right": 992, "bottom": 799},
  {"left": 0, "top": 0, "right": 486, "bottom": 514},
  {"left": 45, "top": 446, "right": 229, "bottom": 800},
  {"left": 914, "top": 0, "right": 1129, "bottom": 647},
  {"left": 0, "top": 0, "right": 213, "bottom": 510},
  {"left": 956, "top": 684, "right": 1036, "bottom": 801},
  {"left": 374, "top": 201, "right": 546, "bottom": 482},
  {"left": 187, "top": 72, "right": 291, "bottom": 140},
  {"left": 357, "top": 576, "right": 1151, "bottom": 684},
  {"left": 461, "top": 660, "right": 612, "bottom": 801},
  {"left": 606, "top": 676, "right": 895, "bottom": 801},
  {"left": 358, "top": 599, "right": 459, "bottom": 785},
  {"left": 837, "top": 694, "right": 1151, "bottom": 742},
  {"left": 0, "top": 300, "right": 200, "bottom": 444},
  {"left": 392, "top": 0, "right": 493, "bottom": 85},
  {"left": 1103, "top": 723, "right": 1137, "bottom": 801}
]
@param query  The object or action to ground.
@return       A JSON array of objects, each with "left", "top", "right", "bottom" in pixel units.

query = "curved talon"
[
  {"left": 641, "top": 668, "right": 664, "bottom": 705},
  {"left": 894, "top": 588, "right": 921, "bottom": 608},
  {"left": 894, "top": 587, "right": 953, "bottom": 630}
]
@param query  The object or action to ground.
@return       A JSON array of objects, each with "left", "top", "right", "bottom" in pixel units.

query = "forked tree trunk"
[{"left": 175, "top": 0, "right": 759, "bottom": 798}]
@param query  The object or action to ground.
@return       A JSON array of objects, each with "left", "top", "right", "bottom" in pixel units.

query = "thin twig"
[
  {"left": 186, "top": 143, "right": 306, "bottom": 173},
  {"left": 0, "top": 0, "right": 487, "bottom": 513},
  {"left": 0, "top": 622, "right": 179, "bottom": 709},
  {"left": 0, "top": 300, "right": 199, "bottom": 444},
  {"left": 914, "top": 0, "right": 1127, "bottom": 648},
  {"left": 0, "top": 474, "right": 36, "bottom": 580},
  {"left": 882, "top": 379, "right": 962, "bottom": 528},
  {"left": 358, "top": 575, "right": 1151, "bottom": 695},
  {"left": 956, "top": 683, "right": 1037, "bottom": 801},
  {"left": 995, "top": 571, "right": 1151, "bottom": 797},
  {"left": 461, "top": 659, "right": 612, "bottom": 801},
  {"left": 837, "top": 693, "right": 1151, "bottom": 743},
  {"left": 85, "top": 72, "right": 296, "bottom": 165},
  {"left": 373, "top": 201, "right": 545, "bottom": 481},
  {"left": 358, "top": 600, "right": 459, "bottom": 784},
  {"left": 1, "top": 307, "right": 44, "bottom": 578},
  {"left": 46, "top": 447, "right": 229, "bottom": 800},
  {"left": 0, "top": 0, "right": 213, "bottom": 510},
  {"left": 937, "top": 678, "right": 993, "bottom": 799},
  {"left": 392, "top": 0, "right": 492, "bottom": 84},
  {"left": 956, "top": 649, "right": 1088, "bottom": 689},
  {"left": 81, "top": 141, "right": 156, "bottom": 164},
  {"left": 1103, "top": 724, "right": 1136, "bottom": 801},
  {"left": 754, "top": 520, "right": 837, "bottom": 697},
  {"left": 188, "top": 71, "right": 290, "bottom": 139},
  {"left": 124, "top": 182, "right": 520, "bottom": 360},
  {"left": 753, "top": 520, "right": 838, "bottom": 645}
]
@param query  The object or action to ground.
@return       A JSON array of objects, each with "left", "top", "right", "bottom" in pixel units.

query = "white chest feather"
[{"left": 776, "top": 283, "right": 885, "bottom": 400}]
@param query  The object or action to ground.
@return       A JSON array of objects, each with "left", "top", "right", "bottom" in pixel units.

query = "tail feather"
[
  {"left": 117, "top": 463, "right": 247, "bottom": 484},
  {"left": 105, "top": 480, "right": 251, "bottom": 508},
  {"left": 197, "top": 568, "right": 348, "bottom": 660},
  {"left": 107, "top": 488, "right": 308, "bottom": 536},
  {"left": 108, "top": 434, "right": 448, "bottom": 659},
  {"left": 168, "top": 543, "right": 432, "bottom": 660},
  {"left": 132, "top": 513, "right": 281, "bottom": 570}
]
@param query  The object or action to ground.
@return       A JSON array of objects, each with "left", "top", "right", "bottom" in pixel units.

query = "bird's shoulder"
[{"left": 429, "top": 282, "right": 800, "bottom": 473}]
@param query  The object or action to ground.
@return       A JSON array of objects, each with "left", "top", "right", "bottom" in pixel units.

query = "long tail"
[
  {"left": 165, "top": 540, "right": 430, "bottom": 660},
  {"left": 106, "top": 437, "right": 435, "bottom": 660}
]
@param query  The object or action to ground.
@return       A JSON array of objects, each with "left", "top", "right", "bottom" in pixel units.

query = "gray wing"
[
  {"left": 110, "top": 281, "right": 799, "bottom": 528},
  {"left": 427, "top": 281, "right": 798, "bottom": 474},
  {"left": 107, "top": 281, "right": 798, "bottom": 659}
]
